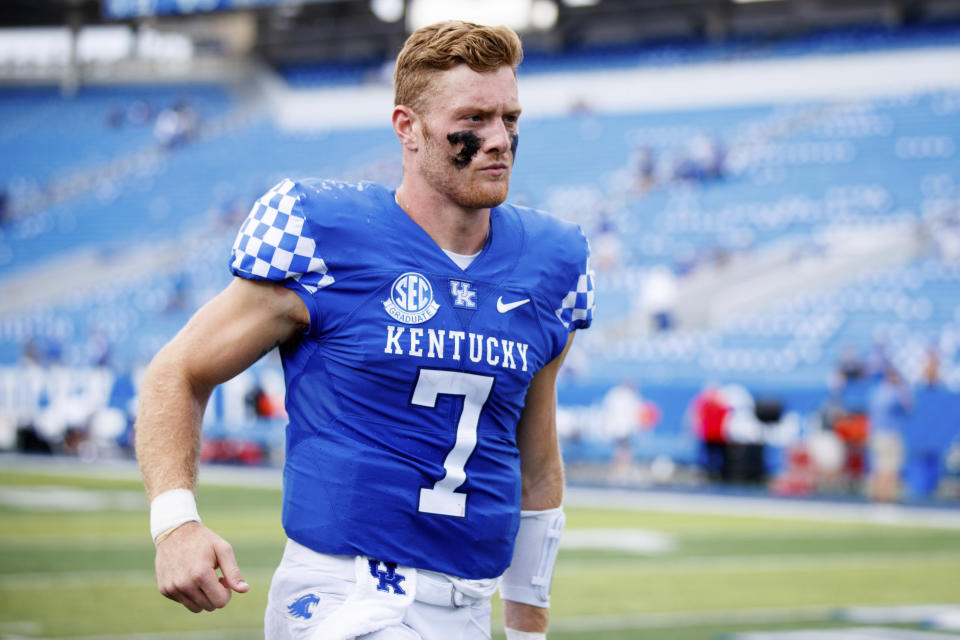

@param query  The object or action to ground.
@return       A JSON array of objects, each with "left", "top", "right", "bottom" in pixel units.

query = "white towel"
[{"left": 311, "top": 556, "right": 417, "bottom": 640}]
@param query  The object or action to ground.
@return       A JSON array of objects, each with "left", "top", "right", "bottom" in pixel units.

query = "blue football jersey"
[{"left": 230, "top": 178, "right": 594, "bottom": 579}]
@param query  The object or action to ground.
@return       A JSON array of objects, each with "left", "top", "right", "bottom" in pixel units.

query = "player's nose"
[{"left": 483, "top": 119, "right": 511, "bottom": 156}]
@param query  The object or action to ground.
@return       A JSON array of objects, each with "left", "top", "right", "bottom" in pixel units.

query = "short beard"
[{"left": 459, "top": 182, "right": 509, "bottom": 209}]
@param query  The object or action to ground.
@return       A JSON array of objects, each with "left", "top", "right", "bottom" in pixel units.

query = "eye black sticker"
[{"left": 447, "top": 130, "right": 482, "bottom": 169}]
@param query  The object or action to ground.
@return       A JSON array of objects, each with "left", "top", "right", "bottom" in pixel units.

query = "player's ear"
[{"left": 392, "top": 105, "right": 420, "bottom": 151}]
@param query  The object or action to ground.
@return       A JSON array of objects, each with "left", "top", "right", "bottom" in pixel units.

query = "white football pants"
[{"left": 265, "top": 539, "right": 494, "bottom": 640}]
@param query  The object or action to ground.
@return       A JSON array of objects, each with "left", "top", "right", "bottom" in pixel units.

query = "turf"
[{"left": 1, "top": 468, "right": 958, "bottom": 639}]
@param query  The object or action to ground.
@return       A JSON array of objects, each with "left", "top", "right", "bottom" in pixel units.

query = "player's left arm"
[{"left": 502, "top": 331, "right": 576, "bottom": 637}]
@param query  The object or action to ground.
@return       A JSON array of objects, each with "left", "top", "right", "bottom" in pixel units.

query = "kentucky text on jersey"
[{"left": 384, "top": 325, "right": 529, "bottom": 371}]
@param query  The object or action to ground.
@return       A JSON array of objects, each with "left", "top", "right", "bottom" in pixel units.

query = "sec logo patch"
[{"left": 383, "top": 272, "right": 440, "bottom": 324}]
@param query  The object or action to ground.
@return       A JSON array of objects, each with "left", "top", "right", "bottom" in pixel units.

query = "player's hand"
[{"left": 154, "top": 521, "right": 249, "bottom": 613}]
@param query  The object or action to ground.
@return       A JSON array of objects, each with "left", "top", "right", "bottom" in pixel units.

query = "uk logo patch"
[
  {"left": 384, "top": 272, "right": 440, "bottom": 324},
  {"left": 288, "top": 593, "right": 320, "bottom": 619},
  {"left": 368, "top": 559, "right": 407, "bottom": 595},
  {"left": 449, "top": 280, "right": 477, "bottom": 309}
]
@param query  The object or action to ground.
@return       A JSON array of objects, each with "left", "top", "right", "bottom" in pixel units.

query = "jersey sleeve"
[
  {"left": 554, "top": 229, "right": 595, "bottom": 332},
  {"left": 229, "top": 178, "right": 332, "bottom": 329}
]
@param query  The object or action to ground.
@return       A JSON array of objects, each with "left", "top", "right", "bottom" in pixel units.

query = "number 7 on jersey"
[{"left": 412, "top": 368, "right": 495, "bottom": 517}]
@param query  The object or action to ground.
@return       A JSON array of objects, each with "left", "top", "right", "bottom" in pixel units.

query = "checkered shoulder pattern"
[
  {"left": 555, "top": 257, "right": 595, "bottom": 330},
  {"left": 230, "top": 179, "right": 334, "bottom": 294}
]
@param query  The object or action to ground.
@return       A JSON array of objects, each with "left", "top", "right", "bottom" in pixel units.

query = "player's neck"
[{"left": 395, "top": 184, "right": 490, "bottom": 255}]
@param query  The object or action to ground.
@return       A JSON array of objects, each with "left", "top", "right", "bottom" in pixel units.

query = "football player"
[{"left": 136, "top": 20, "right": 594, "bottom": 640}]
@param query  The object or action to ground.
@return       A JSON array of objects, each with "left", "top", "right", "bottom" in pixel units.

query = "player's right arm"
[{"left": 135, "top": 276, "right": 309, "bottom": 613}]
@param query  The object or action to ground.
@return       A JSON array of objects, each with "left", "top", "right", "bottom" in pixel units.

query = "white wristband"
[
  {"left": 150, "top": 489, "right": 201, "bottom": 542},
  {"left": 505, "top": 630, "right": 546, "bottom": 640}
]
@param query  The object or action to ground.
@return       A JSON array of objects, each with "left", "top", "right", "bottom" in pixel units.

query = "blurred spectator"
[
  {"left": 108, "top": 99, "right": 157, "bottom": 130},
  {"left": 770, "top": 443, "right": 816, "bottom": 496},
  {"left": 929, "top": 207, "right": 960, "bottom": 264},
  {"left": 828, "top": 409, "right": 869, "bottom": 485},
  {"left": 711, "top": 244, "right": 732, "bottom": 269},
  {"left": 154, "top": 108, "right": 181, "bottom": 148},
  {"left": 22, "top": 337, "right": 62, "bottom": 367},
  {"left": 722, "top": 384, "right": 763, "bottom": 444},
  {"left": 673, "top": 156, "right": 700, "bottom": 183},
  {"left": 106, "top": 106, "right": 125, "bottom": 129},
  {"left": 106, "top": 368, "right": 137, "bottom": 451},
  {"left": 16, "top": 424, "right": 53, "bottom": 454},
  {"left": 632, "top": 145, "right": 657, "bottom": 192},
  {"left": 164, "top": 273, "right": 190, "bottom": 314},
  {"left": 127, "top": 99, "right": 155, "bottom": 125},
  {"left": 175, "top": 100, "right": 198, "bottom": 138},
  {"left": 673, "top": 246, "right": 698, "bottom": 277},
  {"left": 943, "top": 440, "right": 960, "bottom": 499},
  {"left": 88, "top": 328, "right": 112, "bottom": 367},
  {"left": 720, "top": 384, "right": 768, "bottom": 484},
  {"left": 688, "top": 384, "right": 731, "bottom": 481},
  {"left": 245, "top": 383, "right": 269, "bottom": 420},
  {"left": 864, "top": 333, "right": 892, "bottom": 380},
  {"left": 771, "top": 426, "right": 846, "bottom": 497},
  {"left": 596, "top": 208, "right": 616, "bottom": 235},
  {"left": 866, "top": 366, "right": 912, "bottom": 502},
  {"left": 673, "top": 135, "right": 727, "bottom": 184},
  {"left": 642, "top": 266, "right": 679, "bottom": 332},
  {"left": 201, "top": 438, "right": 265, "bottom": 466},
  {"left": 0, "top": 187, "right": 9, "bottom": 227},
  {"left": 836, "top": 344, "right": 866, "bottom": 384},
  {"left": 829, "top": 344, "right": 865, "bottom": 401},
  {"left": 601, "top": 380, "right": 647, "bottom": 479},
  {"left": 245, "top": 376, "right": 285, "bottom": 421},
  {"left": 824, "top": 348, "right": 872, "bottom": 486},
  {"left": 591, "top": 205, "right": 623, "bottom": 271},
  {"left": 154, "top": 100, "right": 199, "bottom": 150},
  {"left": 921, "top": 343, "right": 941, "bottom": 387},
  {"left": 34, "top": 388, "right": 96, "bottom": 456},
  {"left": 806, "top": 428, "right": 848, "bottom": 491},
  {"left": 591, "top": 230, "right": 622, "bottom": 272},
  {"left": 699, "top": 135, "right": 726, "bottom": 181},
  {"left": 569, "top": 97, "right": 592, "bottom": 117}
]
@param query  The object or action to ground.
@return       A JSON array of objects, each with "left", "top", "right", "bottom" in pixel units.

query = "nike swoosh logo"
[{"left": 497, "top": 297, "right": 530, "bottom": 313}]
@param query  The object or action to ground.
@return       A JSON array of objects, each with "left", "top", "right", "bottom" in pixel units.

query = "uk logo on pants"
[
  {"left": 368, "top": 559, "right": 406, "bottom": 595},
  {"left": 288, "top": 593, "right": 320, "bottom": 619}
]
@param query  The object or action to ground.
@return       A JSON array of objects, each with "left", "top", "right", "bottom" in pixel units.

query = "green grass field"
[{"left": 1, "top": 464, "right": 959, "bottom": 639}]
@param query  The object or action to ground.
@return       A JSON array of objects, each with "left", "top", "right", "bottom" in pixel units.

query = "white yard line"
[{"left": 0, "top": 486, "right": 146, "bottom": 511}]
